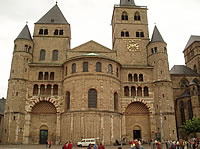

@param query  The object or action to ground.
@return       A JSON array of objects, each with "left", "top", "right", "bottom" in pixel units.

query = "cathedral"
[{"left": 2, "top": 0, "right": 199, "bottom": 145}]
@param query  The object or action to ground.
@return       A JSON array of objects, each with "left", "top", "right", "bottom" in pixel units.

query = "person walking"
[
  {"left": 48, "top": 140, "right": 52, "bottom": 148},
  {"left": 63, "top": 142, "right": 68, "bottom": 149},
  {"left": 68, "top": 141, "right": 72, "bottom": 149}
]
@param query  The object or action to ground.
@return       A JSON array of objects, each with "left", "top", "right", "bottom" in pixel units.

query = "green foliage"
[{"left": 181, "top": 117, "right": 200, "bottom": 135}]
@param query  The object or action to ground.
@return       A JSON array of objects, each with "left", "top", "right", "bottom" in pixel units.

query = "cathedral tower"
[
  {"left": 147, "top": 26, "right": 177, "bottom": 140},
  {"left": 112, "top": 0, "right": 149, "bottom": 65},
  {"left": 2, "top": 25, "right": 33, "bottom": 143}
]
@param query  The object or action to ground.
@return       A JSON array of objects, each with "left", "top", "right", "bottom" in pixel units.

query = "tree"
[{"left": 181, "top": 117, "right": 200, "bottom": 136}]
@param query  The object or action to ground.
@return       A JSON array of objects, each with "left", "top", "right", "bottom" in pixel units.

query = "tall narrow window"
[
  {"left": 137, "top": 87, "right": 142, "bottom": 96},
  {"left": 72, "top": 63, "right": 76, "bottom": 74},
  {"left": 116, "top": 67, "right": 119, "bottom": 77},
  {"left": 134, "top": 12, "right": 141, "bottom": 21},
  {"left": 65, "top": 66, "right": 68, "bottom": 76},
  {"left": 121, "top": 31, "right": 125, "bottom": 37},
  {"left": 125, "top": 31, "right": 129, "bottom": 37},
  {"left": 121, "top": 11, "right": 128, "bottom": 20},
  {"left": 131, "top": 86, "right": 136, "bottom": 97},
  {"left": 88, "top": 89, "right": 97, "bottom": 108},
  {"left": 33, "top": 84, "right": 38, "bottom": 96},
  {"left": 38, "top": 72, "right": 43, "bottom": 80},
  {"left": 124, "top": 86, "right": 129, "bottom": 96},
  {"left": 144, "top": 86, "right": 149, "bottom": 96},
  {"left": 54, "top": 29, "right": 58, "bottom": 35},
  {"left": 40, "top": 49, "right": 46, "bottom": 60},
  {"left": 66, "top": 91, "right": 70, "bottom": 110},
  {"left": 180, "top": 101, "right": 185, "bottom": 125},
  {"left": 39, "top": 29, "right": 43, "bottom": 35},
  {"left": 44, "top": 72, "right": 48, "bottom": 80},
  {"left": 83, "top": 62, "right": 88, "bottom": 72},
  {"left": 139, "top": 74, "right": 143, "bottom": 81},
  {"left": 46, "top": 84, "right": 51, "bottom": 95},
  {"left": 134, "top": 74, "right": 138, "bottom": 82},
  {"left": 44, "top": 29, "right": 48, "bottom": 35},
  {"left": 40, "top": 85, "right": 45, "bottom": 95},
  {"left": 50, "top": 72, "right": 54, "bottom": 80},
  {"left": 114, "top": 92, "right": 118, "bottom": 111},
  {"left": 52, "top": 50, "right": 58, "bottom": 61},
  {"left": 128, "top": 74, "right": 132, "bottom": 81},
  {"left": 53, "top": 84, "right": 58, "bottom": 95},
  {"left": 96, "top": 62, "right": 102, "bottom": 72},
  {"left": 188, "top": 100, "right": 193, "bottom": 119},
  {"left": 108, "top": 64, "right": 113, "bottom": 74}
]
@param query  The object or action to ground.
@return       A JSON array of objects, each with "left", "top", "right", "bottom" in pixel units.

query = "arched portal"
[
  {"left": 125, "top": 102, "right": 150, "bottom": 141},
  {"left": 30, "top": 101, "right": 57, "bottom": 144}
]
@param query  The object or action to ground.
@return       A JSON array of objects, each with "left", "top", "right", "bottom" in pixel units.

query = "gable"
[{"left": 71, "top": 40, "right": 112, "bottom": 53}]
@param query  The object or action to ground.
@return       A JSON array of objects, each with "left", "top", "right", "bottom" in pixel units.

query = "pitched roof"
[
  {"left": 120, "top": 0, "right": 136, "bottom": 6},
  {"left": 170, "top": 65, "right": 199, "bottom": 76},
  {"left": 151, "top": 25, "right": 165, "bottom": 42},
  {"left": 184, "top": 35, "right": 200, "bottom": 50},
  {"left": 15, "top": 25, "right": 32, "bottom": 41},
  {"left": 36, "top": 4, "right": 68, "bottom": 24}
]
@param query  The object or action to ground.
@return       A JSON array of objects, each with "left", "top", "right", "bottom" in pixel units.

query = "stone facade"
[{"left": 2, "top": 0, "right": 180, "bottom": 145}]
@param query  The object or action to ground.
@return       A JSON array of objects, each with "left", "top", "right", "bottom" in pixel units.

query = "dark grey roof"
[
  {"left": 120, "top": 0, "right": 135, "bottom": 6},
  {"left": 170, "top": 65, "right": 199, "bottom": 76},
  {"left": 151, "top": 26, "right": 165, "bottom": 42},
  {"left": 0, "top": 98, "right": 6, "bottom": 115},
  {"left": 184, "top": 35, "right": 200, "bottom": 50},
  {"left": 15, "top": 25, "right": 32, "bottom": 41},
  {"left": 36, "top": 4, "right": 68, "bottom": 24}
]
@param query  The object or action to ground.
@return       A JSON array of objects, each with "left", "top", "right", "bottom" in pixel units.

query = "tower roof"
[
  {"left": 120, "top": 0, "right": 136, "bottom": 6},
  {"left": 151, "top": 25, "right": 165, "bottom": 42},
  {"left": 170, "top": 65, "right": 199, "bottom": 76},
  {"left": 184, "top": 35, "right": 200, "bottom": 50},
  {"left": 36, "top": 4, "right": 68, "bottom": 24},
  {"left": 15, "top": 24, "right": 32, "bottom": 41}
]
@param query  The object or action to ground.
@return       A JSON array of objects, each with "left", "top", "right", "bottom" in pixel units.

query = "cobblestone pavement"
[{"left": 0, "top": 144, "right": 155, "bottom": 149}]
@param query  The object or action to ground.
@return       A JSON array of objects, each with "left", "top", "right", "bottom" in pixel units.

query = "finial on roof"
[
  {"left": 56, "top": 1, "right": 58, "bottom": 4},
  {"left": 26, "top": 21, "right": 28, "bottom": 25}
]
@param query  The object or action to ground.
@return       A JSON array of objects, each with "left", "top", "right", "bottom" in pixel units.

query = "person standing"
[
  {"left": 94, "top": 143, "right": 98, "bottom": 149},
  {"left": 98, "top": 143, "right": 105, "bottom": 149},
  {"left": 68, "top": 141, "right": 72, "bottom": 149},
  {"left": 63, "top": 142, "right": 68, "bottom": 149},
  {"left": 49, "top": 140, "right": 52, "bottom": 148}
]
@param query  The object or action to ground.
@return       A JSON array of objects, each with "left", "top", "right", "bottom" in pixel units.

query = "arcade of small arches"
[
  {"left": 124, "top": 86, "right": 149, "bottom": 97},
  {"left": 33, "top": 84, "right": 58, "bottom": 96}
]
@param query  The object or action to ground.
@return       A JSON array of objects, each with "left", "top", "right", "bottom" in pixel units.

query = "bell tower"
[{"left": 112, "top": 0, "right": 149, "bottom": 65}]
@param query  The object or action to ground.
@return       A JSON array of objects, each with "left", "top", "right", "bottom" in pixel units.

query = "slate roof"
[
  {"left": 36, "top": 4, "right": 68, "bottom": 24},
  {"left": 120, "top": 0, "right": 135, "bottom": 6},
  {"left": 15, "top": 25, "right": 32, "bottom": 41},
  {"left": 0, "top": 98, "right": 6, "bottom": 115},
  {"left": 151, "top": 26, "right": 165, "bottom": 42},
  {"left": 184, "top": 35, "right": 200, "bottom": 50},
  {"left": 170, "top": 65, "right": 199, "bottom": 76}
]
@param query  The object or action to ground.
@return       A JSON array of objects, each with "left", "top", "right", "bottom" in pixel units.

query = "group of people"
[
  {"left": 88, "top": 143, "right": 105, "bottom": 149},
  {"left": 63, "top": 141, "right": 73, "bottom": 149},
  {"left": 130, "top": 139, "right": 144, "bottom": 149}
]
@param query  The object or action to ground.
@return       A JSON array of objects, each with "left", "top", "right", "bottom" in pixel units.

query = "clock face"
[{"left": 126, "top": 40, "right": 140, "bottom": 52}]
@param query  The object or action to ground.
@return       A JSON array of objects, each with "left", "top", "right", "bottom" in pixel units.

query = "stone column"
[
  {"left": 56, "top": 113, "right": 61, "bottom": 144},
  {"left": 23, "top": 113, "right": 31, "bottom": 144}
]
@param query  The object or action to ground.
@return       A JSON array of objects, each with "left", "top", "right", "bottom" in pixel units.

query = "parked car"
[{"left": 77, "top": 138, "right": 96, "bottom": 147}]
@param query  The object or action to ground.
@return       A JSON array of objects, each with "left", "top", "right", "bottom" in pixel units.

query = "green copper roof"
[
  {"left": 36, "top": 4, "right": 68, "bottom": 24},
  {"left": 15, "top": 25, "right": 32, "bottom": 41},
  {"left": 120, "top": 0, "right": 135, "bottom": 6},
  {"left": 151, "top": 25, "right": 165, "bottom": 42}
]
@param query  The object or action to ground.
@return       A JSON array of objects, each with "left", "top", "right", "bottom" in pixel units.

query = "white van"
[{"left": 77, "top": 138, "right": 96, "bottom": 147}]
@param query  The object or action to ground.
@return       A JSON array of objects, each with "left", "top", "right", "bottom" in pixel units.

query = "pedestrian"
[
  {"left": 98, "top": 143, "right": 105, "bottom": 149},
  {"left": 94, "top": 143, "right": 98, "bottom": 149},
  {"left": 46, "top": 139, "right": 48, "bottom": 148},
  {"left": 133, "top": 140, "right": 144, "bottom": 149},
  {"left": 63, "top": 142, "right": 68, "bottom": 149},
  {"left": 88, "top": 144, "right": 92, "bottom": 149},
  {"left": 68, "top": 141, "right": 72, "bottom": 149},
  {"left": 49, "top": 140, "right": 52, "bottom": 148}
]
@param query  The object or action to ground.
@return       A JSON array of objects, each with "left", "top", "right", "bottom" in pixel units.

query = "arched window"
[
  {"left": 188, "top": 100, "right": 193, "bottom": 120},
  {"left": 54, "top": 29, "right": 58, "bottom": 35},
  {"left": 53, "top": 84, "right": 58, "bottom": 95},
  {"left": 128, "top": 74, "right": 132, "bottom": 81},
  {"left": 66, "top": 91, "right": 70, "bottom": 110},
  {"left": 180, "top": 101, "right": 185, "bottom": 125},
  {"left": 40, "top": 84, "right": 45, "bottom": 95},
  {"left": 125, "top": 31, "right": 129, "bottom": 37},
  {"left": 108, "top": 64, "right": 113, "bottom": 74},
  {"left": 72, "top": 63, "right": 76, "bottom": 74},
  {"left": 136, "top": 32, "right": 140, "bottom": 37},
  {"left": 116, "top": 67, "right": 119, "bottom": 77},
  {"left": 96, "top": 62, "right": 102, "bottom": 72},
  {"left": 44, "top": 29, "right": 48, "bottom": 35},
  {"left": 40, "top": 49, "right": 46, "bottom": 60},
  {"left": 52, "top": 50, "right": 58, "bottom": 61},
  {"left": 46, "top": 84, "right": 51, "bottom": 95},
  {"left": 134, "top": 12, "right": 141, "bottom": 21},
  {"left": 131, "top": 86, "right": 136, "bottom": 97},
  {"left": 139, "top": 74, "right": 143, "bottom": 81},
  {"left": 180, "top": 79, "right": 189, "bottom": 88},
  {"left": 59, "top": 30, "right": 64, "bottom": 35},
  {"left": 121, "top": 11, "right": 128, "bottom": 20},
  {"left": 140, "top": 32, "right": 144, "bottom": 37},
  {"left": 38, "top": 72, "right": 43, "bottom": 80},
  {"left": 65, "top": 66, "right": 68, "bottom": 76},
  {"left": 33, "top": 84, "right": 38, "bottom": 95},
  {"left": 114, "top": 92, "right": 118, "bottom": 111},
  {"left": 88, "top": 89, "right": 97, "bottom": 108},
  {"left": 121, "top": 31, "right": 125, "bottom": 37},
  {"left": 83, "top": 62, "right": 88, "bottom": 72},
  {"left": 39, "top": 29, "right": 43, "bottom": 35},
  {"left": 44, "top": 72, "right": 48, "bottom": 80},
  {"left": 124, "top": 86, "right": 129, "bottom": 96},
  {"left": 134, "top": 73, "right": 138, "bottom": 82},
  {"left": 137, "top": 87, "right": 142, "bottom": 96},
  {"left": 144, "top": 86, "right": 149, "bottom": 96},
  {"left": 50, "top": 72, "right": 54, "bottom": 80}
]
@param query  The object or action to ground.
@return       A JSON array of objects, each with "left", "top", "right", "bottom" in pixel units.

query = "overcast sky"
[{"left": 0, "top": 0, "right": 200, "bottom": 98}]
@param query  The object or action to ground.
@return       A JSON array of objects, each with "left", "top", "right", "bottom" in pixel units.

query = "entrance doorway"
[
  {"left": 133, "top": 130, "right": 141, "bottom": 140},
  {"left": 40, "top": 130, "right": 48, "bottom": 144}
]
